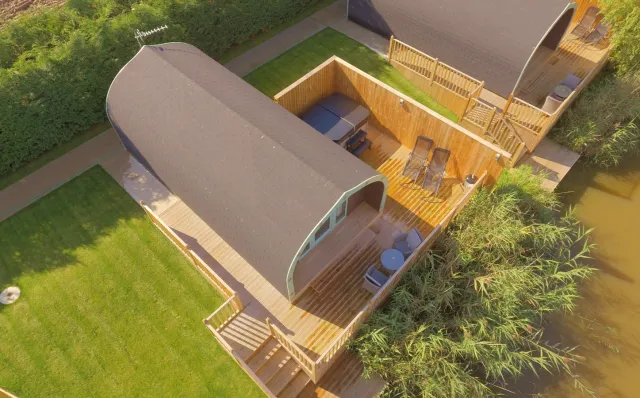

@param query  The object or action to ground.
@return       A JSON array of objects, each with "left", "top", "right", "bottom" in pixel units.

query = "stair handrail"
[{"left": 266, "top": 318, "right": 318, "bottom": 382}]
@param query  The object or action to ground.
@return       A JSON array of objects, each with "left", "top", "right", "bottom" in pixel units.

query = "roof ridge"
[{"left": 143, "top": 44, "right": 346, "bottom": 199}]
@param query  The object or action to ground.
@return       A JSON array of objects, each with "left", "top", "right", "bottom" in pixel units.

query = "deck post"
[
  {"left": 502, "top": 92, "right": 514, "bottom": 116},
  {"left": 387, "top": 35, "right": 395, "bottom": 61},
  {"left": 430, "top": 58, "right": 439, "bottom": 85},
  {"left": 484, "top": 107, "right": 497, "bottom": 135},
  {"left": 509, "top": 141, "right": 528, "bottom": 167}
]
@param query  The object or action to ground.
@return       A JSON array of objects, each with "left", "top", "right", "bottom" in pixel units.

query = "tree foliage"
[
  {"left": 0, "top": 0, "right": 319, "bottom": 176},
  {"left": 352, "top": 167, "right": 595, "bottom": 397},
  {"left": 599, "top": 0, "right": 640, "bottom": 74}
]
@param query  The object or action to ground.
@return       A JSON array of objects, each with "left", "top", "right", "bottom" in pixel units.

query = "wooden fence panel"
[
  {"left": 388, "top": 38, "right": 483, "bottom": 120},
  {"left": 274, "top": 60, "right": 336, "bottom": 116},
  {"left": 333, "top": 60, "right": 507, "bottom": 184}
]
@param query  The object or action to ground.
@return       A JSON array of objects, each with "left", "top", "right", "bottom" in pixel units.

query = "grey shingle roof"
[
  {"left": 106, "top": 42, "right": 381, "bottom": 298},
  {"left": 348, "top": 0, "right": 576, "bottom": 97}
]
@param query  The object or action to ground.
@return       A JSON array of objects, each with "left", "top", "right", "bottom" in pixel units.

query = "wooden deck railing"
[
  {"left": 141, "top": 201, "right": 276, "bottom": 396},
  {"left": 266, "top": 318, "right": 318, "bottom": 381},
  {"left": 463, "top": 98, "right": 496, "bottom": 131},
  {"left": 205, "top": 294, "right": 243, "bottom": 330},
  {"left": 501, "top": 96, "right": 551, "bottom": 149},
  {"left": 501, "top": 42, "right": 611, "bottom": 152},
  {"left": 462, "top": 99, "right": 525, "bottom": 160},
  {"left": 140, "top": 201, "right": 239, "bottom": 303},
  {"left": 487, "top": 118, "right": 527, "bottom": 161},
  {"left": 390, "top": 35, "right": 611, "bottom": 154},
  {"left": 311, "top": 171, "right": 488, "bottom": 383},
  {"left": 388, "top": 37, "right": 484, "bottom": 118}
]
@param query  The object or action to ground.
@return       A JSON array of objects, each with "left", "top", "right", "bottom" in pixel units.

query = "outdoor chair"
[
  {"left": 572, "top": 6, "right": 599, "bottom": 38},
  {"left": 393, "top": 228, "right": 424, "bottom": 259},
  {"left": 422, "top": 147, "right": 451, "bottom": 196},
  {"left": 401, "top": 136, "right": 434, "bottom": 183},
  {"left": 542, "top": 95, "right": 563, "bottom": 113},
  {"left": 362, "top": 265, "right": 390, "bottom": 294},
  {"left": 560, "top": 74, "right": 581, "bottom": 90},
  {"left": 585, "top": 22, "right": 611, "bottom": 45}
]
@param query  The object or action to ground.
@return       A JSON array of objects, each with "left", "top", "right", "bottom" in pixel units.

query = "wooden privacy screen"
[
  {"left": 275, "top": 57, "right": 508, "bottom": 185},
  {"left": 274, "top": 61, "right": 337, "bottom": 116}
]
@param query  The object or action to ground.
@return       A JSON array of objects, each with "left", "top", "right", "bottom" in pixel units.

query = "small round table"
[
  {"left": 381, "top": 248, "right": 404, "bottom": 272},
  {"left": 553, "top": 84, "right": 573, "bottom": 100}
]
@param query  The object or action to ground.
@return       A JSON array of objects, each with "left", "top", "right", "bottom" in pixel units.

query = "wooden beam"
[{"left": 502, "top": 92, "right": 514, "bottom": 115}]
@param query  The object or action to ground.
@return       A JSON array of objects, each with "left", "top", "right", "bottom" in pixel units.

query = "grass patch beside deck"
[
  {"left": 0, "top": 167, "right": 263, "bottom": 397},
  {"left": 244, "top": 28, "right": 458, "bottom": 122}
]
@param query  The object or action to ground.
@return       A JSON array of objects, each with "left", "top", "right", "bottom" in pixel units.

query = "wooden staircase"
[
  {"left": 212, "top": 308, "right": 385, "bottom": 397},
  {"left": 216, "top": 311, "right": 311, "bottom": 397},
  {"left": 245, "top": 336, "right": 312, "bottom": 397}
]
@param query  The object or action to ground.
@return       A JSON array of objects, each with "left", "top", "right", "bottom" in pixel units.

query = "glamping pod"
[{"left": 106, "top": 43, "right": 388, "bottom": 301}]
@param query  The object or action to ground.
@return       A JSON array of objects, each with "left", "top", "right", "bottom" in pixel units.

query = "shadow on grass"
[{"left": 0, "top": 165, "right": 141, "bottom": 313}]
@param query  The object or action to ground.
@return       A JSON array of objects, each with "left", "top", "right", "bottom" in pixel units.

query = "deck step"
[
  {"left": 268, "top": 361, "right": 302, "bottom": 396},
  {"left": 277, "top": 369, "right": 311, "bottom": 398},
  {"left": 219, "top": 312, "right": 271, "bottom": 358},
  {"left": 255, "top": 350, "right": 292, "bottom": 382},
  {"left": 244, "top": 335, "right": 274, "bottom": 363},
  {"left": 247, "top": 338, "right": 283, "bottom": 373}
]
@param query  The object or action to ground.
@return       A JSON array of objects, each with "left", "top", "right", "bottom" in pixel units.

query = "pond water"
[{"left": 524, "top": 156, "right": 640, "bottom": 396}]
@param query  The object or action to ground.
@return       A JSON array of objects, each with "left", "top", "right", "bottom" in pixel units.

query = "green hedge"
[{"left": 0, "top": 0, "right": 318, "bottom": 176}]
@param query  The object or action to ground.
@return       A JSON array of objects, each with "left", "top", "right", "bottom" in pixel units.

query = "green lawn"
[
  {"left": 244, "top": 28, "right": 458, "bottom": 121},
  {"left": 0, "top": 167, "right": 263, "bottom": 397}
]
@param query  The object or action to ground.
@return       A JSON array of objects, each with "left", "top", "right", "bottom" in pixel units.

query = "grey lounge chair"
[
  {"left": 585, "top": 22, "right": 611, "bottom": 45},
  {"left": 362, "top": 265, "right": 389, "bottom": 294},
  {"left": 572, "top": 6, "right": 599, "bottom": 38},
  {"left": 402, "top": 136, "right": 434, "bottom": 183},
  {"left": 422, "top": 147, "right": 451, "bottom": 196},
  {"left": 560, "top": 74, "right": 581, "bottom": 90},
  {"left": 393, "top": 228, "right": 424, "bottom": 258}
]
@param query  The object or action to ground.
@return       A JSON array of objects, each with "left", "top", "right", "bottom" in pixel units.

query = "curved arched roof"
[
  {"left": 348, "top": 0, "right": 576, "bottom": 97},
  {"left": 106, "top": 42, "right": 382, "bottom": 299}
]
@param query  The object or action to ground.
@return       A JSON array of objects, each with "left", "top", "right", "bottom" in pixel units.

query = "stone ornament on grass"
[{"left": 0, "top": 286, "right": 20, "bottom": 305}]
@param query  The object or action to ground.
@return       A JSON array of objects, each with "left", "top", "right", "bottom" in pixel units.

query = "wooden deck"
[
  {"left": 160, "top": 126, "right": 464, "bottom": 356},
  {"left": 516, "top": 27, "right": 611, "bottom": 107},
  {"left": 519, "top": 137, "right": 581, "bottom": 191},
  {"left": 156, "top": 126, "right": 463, "bottom": 395}
]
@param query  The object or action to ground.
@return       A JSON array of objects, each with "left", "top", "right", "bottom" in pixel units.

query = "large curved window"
[{"left": 297, "top": 198, "right": 349, "bottom": 261}]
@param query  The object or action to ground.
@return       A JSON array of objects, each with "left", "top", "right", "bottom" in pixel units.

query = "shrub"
[
  {"left": 550, "top": 70, "right": 640, "bottom": 167},
  {"left": 352, "top": 167, "right": 595, "bottom": 397},
  {"left": 0, "top": 0, "right": 320, "bottom": 176},
  {"left": 599, "top": 0, "right": 640, "bottom": 75}
]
